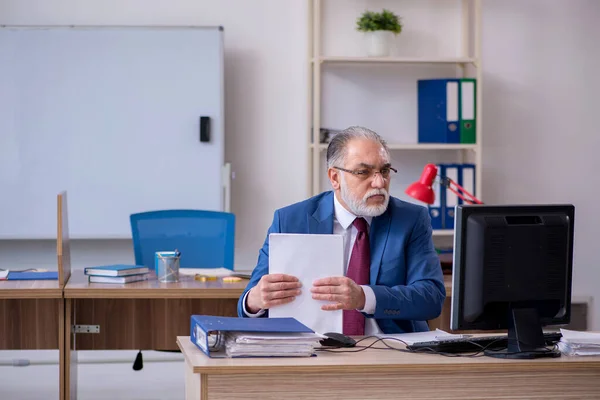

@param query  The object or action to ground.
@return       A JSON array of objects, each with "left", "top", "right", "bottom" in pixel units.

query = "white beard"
[{"left": 340, "top": 175, "right": 390, "bottom": 217}]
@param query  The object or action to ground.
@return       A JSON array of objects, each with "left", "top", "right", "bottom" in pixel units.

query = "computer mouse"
[{"left": 319, "top": 332, "right": 357, "bottom": 348}]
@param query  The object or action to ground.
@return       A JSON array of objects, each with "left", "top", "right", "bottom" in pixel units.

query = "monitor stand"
[{"left": 485, "top": 307, "right": 561, "bottom": 359}]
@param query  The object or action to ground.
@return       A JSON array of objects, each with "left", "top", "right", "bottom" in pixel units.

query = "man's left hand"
[{"left": 311, "top": 277, "right": 365, "bottom": 311}]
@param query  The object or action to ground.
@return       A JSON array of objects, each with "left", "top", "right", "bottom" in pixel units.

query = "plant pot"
[{"left": 364, "top": 30, "right": 394, "bottom": 57}]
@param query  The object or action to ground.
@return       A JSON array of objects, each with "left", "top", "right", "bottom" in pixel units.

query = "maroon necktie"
[{"left": 343, "top": 217, "right": 370, "bottom": 335}]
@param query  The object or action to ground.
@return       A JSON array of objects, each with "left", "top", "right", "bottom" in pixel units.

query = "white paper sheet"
[
  {"left": 560, "top": 328, "right": 600, "bottom": 344},
  {"left": 557, "top": 328, "right": 600, "bottom": 355},
  {"left": 268, "top": 233, "right": 344, "bottom": 334}
]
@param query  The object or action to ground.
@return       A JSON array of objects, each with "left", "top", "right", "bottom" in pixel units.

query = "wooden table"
[
  {"left": 177, "top": 335, "right": 600, "bottom": 400},
  {"left": 0, "top": 279, "right": 63, "bottom": 349},
  {"left": 0, "top": 191, "right": 71, "bottom": 400},
  {"left": 0, "top": 280, "right": 64, "bottom": 399},
  {"left": 63, "top": 269, "right": 247, "bottom": 400}
]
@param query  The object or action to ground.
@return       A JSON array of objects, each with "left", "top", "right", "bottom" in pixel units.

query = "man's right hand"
[{"left": 246, "top": 274, "right": 302, "bottom": 313}]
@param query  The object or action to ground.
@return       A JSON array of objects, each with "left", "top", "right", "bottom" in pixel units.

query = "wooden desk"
[
  {"left": 63, "top": 270, "right": 246, "bottom": 400},
  {"left": 0, "top": 191, "right": 71, "bottom": 400},
  {"left": 0, "top": 280, "right": 62, "bottom": 349},
  {"left": 177, "top": 335, "right": 600, "bottom": 400},
  {"left": 0, "top": 280, "right": 64, "bottom": 399}
]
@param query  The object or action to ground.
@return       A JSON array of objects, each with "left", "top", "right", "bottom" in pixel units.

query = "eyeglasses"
[{"left": 333, "top": 166, "right": 397, "bottom": 180}]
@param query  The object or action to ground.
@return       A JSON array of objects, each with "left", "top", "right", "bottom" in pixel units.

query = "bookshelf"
[{"left": 307, "top": 0, "right": 482, "bottom": 238}]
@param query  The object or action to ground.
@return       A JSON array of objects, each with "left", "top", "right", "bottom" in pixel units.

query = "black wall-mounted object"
[{"left": 200, "top": 116, "right": 210, "bottom": 142}]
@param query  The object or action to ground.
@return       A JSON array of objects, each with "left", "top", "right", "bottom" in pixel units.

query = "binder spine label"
[{"left": 194, "top": 324, "right": 208, "bottom": 353}]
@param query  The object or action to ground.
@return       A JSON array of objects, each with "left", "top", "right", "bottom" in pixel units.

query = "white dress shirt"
[{"left": 243, "top": 194, "right": 382, "bottom": 335}]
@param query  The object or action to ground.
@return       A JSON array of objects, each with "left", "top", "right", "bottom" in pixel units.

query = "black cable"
[{"left": 316, "top": 336, "right": 560, "bottom": 358}]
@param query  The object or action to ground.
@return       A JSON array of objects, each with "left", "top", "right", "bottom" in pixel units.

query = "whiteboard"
[{"left": 0, "top": 26, "right": 225, "bottom": 239}]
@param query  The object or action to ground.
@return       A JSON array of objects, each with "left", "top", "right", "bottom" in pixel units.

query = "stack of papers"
[
  {"left": 179, "top": 267, "right": 253, "bottom": 279},
  {"left": 223, "top": 331, "right": 322, "bottom": 358},
  {"left": 376, "top": 329, "right": 469, "bottom": 345},
  {"left": 558, "top": 328, "right": 600, "bottom": 356}
]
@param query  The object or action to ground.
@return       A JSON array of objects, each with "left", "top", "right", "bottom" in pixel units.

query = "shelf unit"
[{"left": 307, "top": 0, "right": 482, "bottom": 237}]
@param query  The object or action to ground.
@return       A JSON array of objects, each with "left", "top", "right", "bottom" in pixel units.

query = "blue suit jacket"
[{"left": 237, "top": 191, "right": 446, "bottom": 334}]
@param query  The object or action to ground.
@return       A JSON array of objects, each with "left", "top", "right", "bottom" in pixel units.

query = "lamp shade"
[{"left": 405, "top": 163, "right": 438, "bottom": 205}]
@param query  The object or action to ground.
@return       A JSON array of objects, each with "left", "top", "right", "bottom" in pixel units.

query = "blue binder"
[
  {"left": 428, "top": 163, "right": 443, "bottom": 230},
  {"left": 458, "top": 163, "right": 476, "bottom": 205},
  {"left": 441, "top": 163, "right": 460, "bottom": 230},
  {"left": 190, "top": 315, "right": 314, "bottom": 358},
  {"left": 417, "top": 79, "right": 460, "bottom": 143}
]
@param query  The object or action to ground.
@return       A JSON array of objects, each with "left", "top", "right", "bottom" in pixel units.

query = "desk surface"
[
  {"left": 177, "top": 335, "right": 600, "bottom": 375},
  {"left": 0, "top": 279, "right": 62, "bottom": 299},
  {"left": 64, "top": 269, "right": 247, "bottom": 299},
  {"left": 178, "top": 335, "right": 600, "bottom": 400}
]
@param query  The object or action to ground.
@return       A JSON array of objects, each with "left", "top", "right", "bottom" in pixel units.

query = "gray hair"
[{"left": 326, "top": 126, "right": 389, "bottom": 169}]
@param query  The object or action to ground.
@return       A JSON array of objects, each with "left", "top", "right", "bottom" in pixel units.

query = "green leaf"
[{"left": 356, "top": 8, "right": 402, "bottom": 34}]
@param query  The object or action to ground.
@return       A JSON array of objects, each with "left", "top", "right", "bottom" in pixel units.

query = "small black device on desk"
[{"left": 320, "top": 332, "right": 356, "bottom": 348}]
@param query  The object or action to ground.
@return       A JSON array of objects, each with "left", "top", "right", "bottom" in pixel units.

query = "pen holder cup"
[{"left": 155, "top": 251, "right": 180, "bottom": 283}]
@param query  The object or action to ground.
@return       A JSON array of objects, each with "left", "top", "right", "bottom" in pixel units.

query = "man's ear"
[{"left": 328, "top": 168, "right": 341, "bottom": 190}]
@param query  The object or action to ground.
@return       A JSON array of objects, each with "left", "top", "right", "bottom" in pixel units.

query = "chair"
[{"left": 130, "top": 209, "right": 235, "bottom": 271}]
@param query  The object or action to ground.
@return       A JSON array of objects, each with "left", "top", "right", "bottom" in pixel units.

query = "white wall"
[
  {"left": 0, "top": 0, "right": 597, "bottom": 323},
  {"left": 0, "top": 1, "right": 309, "bottom": 398},
  {"left": 0, "top": 0, "right": 310, "bottom": 272},
  {"left": 1, "top": 0, "right": 599, "bottom": 397},
  {"left": 481, "top": 0, "right": 600, "bottom": 328}
]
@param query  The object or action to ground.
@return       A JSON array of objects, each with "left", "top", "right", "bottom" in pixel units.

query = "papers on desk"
[
  {"left": 178, "top": 267, "right": 253, "bottom": 279},
  {"left": 179, "top": 267, "right": 233, "bottom": 277},
  {"left": 558, "top": 328, "right": 600, "bottom": 356},
  {"left": 376, "top": 329, "right": 469, "bottom": 345},
  {"left": 268, "top": 233, "right": 344, "bottom": 334},
  {"left": 224, "top": 332, "right": 322, "bottom": 358}
]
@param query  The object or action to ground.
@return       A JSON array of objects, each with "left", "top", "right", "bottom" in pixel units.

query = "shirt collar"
[{"left": 333, "top": 193, "right": 373, "bottom": 230}]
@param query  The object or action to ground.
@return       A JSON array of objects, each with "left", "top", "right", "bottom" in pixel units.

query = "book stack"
[{"left": 84, "top": 264, "right": 150, "bottom": 284}]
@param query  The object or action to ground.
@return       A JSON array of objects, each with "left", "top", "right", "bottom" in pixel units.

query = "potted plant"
[{"left": 356, "top": 9, "right": 402, "bottom": 57}]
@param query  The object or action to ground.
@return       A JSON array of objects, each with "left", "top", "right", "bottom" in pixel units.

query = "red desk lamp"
[{"left": 406, "top": 163, "right": 483, "bottom": 205}]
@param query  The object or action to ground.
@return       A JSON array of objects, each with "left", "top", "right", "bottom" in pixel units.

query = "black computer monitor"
[{"left": 451, "top": 204, "right": 575, "bottom": 359}]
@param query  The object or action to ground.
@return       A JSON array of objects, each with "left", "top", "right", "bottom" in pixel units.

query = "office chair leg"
[{"left": 133, "top": 350, "right": 143, "bottom": 371}]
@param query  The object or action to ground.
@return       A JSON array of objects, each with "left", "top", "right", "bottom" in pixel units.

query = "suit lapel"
[
  {"left": 309, "top": 192, "right": 334, "bottom": 235},
  {"left": 369, "top": 207, "right": 391, "bottom": 284}
]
